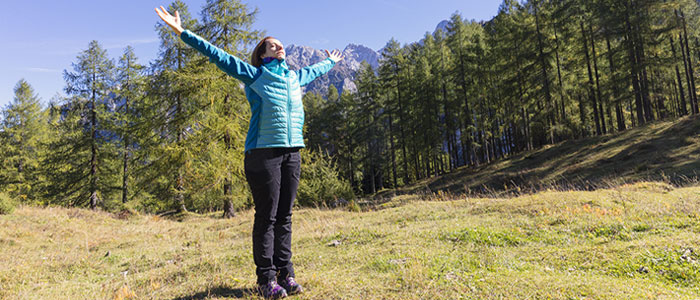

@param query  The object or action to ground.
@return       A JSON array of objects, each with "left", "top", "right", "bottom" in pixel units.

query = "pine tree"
[
  {"left": 45, "top": 40, "right": 116, "bottom": 209},
  {"left": 197, "top": 0, "right": 261, "bottom": 217},
  {"left": 114, "top": 46, "right": 144, "bottom": 205},
  {"left": 144, "top": 0, "right": 200, "bottom": 212},
  {"left": 0, "top": 79, "right": 49, "bottom": 202}
]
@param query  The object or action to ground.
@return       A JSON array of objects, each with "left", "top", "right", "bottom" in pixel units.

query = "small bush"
[
  {"left": 0, "top": 192, "right": 17, "bottom": 215},
  {"left": 297, "top": 149, "right": 354, "bottom": 207}
]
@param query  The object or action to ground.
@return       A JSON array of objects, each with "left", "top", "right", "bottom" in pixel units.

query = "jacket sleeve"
[
  {"left": 180, "top": 30, "right": 258, "bottom": 85},
  {"left": 295, "top": 58, "right": 336, "bottom": 87}
]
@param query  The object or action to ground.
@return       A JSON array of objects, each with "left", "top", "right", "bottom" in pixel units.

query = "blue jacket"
[{"left": 180, "top": 30, "right": 336, "bottom": 152}]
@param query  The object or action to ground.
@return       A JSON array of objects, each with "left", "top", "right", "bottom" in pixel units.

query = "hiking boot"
[
  {"left": 278, "top": 277, "right": 303, "bottom": 295},
  {"left": 258, "top": 280, "right": 287, "bottom": 299}
]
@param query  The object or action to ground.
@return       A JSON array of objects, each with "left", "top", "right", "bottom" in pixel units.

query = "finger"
[
  {"left": 155, "top": 8, "right": 167, "bottom": 21},
  {"left": 175, "top": 10, "right": 180, "bottom": 22},
  {"left": 160, "top": 6, "right": 171, "bottom": 17},
  {"left": 325, "top": 49, "right": 330, "bottom": 56}
]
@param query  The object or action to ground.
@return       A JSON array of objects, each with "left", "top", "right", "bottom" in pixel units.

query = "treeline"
[
  {"left": 0, "top": 0, "right": 352, "bottom": 214},
  {"left": 302, "top": 0, "right": 700, "bottom": 194},
  {"left": 3, "top": 0, "right": 700, "bottom": 212}
]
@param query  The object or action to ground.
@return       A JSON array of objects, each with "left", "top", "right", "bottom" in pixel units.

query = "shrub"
[
  {"left": 297, "top": 149, "right": 354, "bottom": 207},
  {"left": 0, "top": 192, "right": 17, "bottom": 215}
]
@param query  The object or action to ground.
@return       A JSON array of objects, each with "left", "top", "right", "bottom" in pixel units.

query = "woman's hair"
[{"left": 251, "top": 36, "right": 277, "bottom": 67}]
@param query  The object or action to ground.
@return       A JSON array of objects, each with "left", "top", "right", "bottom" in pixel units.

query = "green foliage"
[
  {"left": 135, "top": 0, "right": 260, "bottom": 214},
  {"left": 43, "top": 40, "right": 119, "bottom": 209},
  {"left": 0, "top": 79, "right": 50, "bottom": 203},
  {"left": 297, "top": 149, "right": 354, "bottom": 207},
  {"left": 300, "top": 0, "right": 700, "bottom": 195},
  {"left": 6, "top": 0, "right": 700, "bottom": 214},
  {"left": 0, "top": 192, "right": 17, "bottom": 215}
]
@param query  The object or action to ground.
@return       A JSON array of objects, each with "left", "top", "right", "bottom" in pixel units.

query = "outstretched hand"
[
  {"left": 155, "top": 6, "right": 184, "bottom": 35},
  {"left": 325, "top": 49, "right": 344, "bottom": 63}
]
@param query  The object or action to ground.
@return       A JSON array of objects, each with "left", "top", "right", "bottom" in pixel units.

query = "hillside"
[
  {"left": 382, "top": 115, "right": 700, "bottom": 198},
  {"left": 1, "top": 181, "right": 700, "bottom": 299}
]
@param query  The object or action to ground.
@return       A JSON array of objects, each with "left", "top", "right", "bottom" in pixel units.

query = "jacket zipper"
[{"left": 287, "top": 76, "right": 292, "bottom": 146}]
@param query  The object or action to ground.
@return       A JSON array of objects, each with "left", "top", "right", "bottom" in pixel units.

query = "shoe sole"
[{"left": 287, "top": 286, "right": 303, "bottom": 295}]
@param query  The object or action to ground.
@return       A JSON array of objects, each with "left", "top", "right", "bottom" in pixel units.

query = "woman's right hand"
[{"left": 155, "top": 6, "right": 184, "bottom": 35}]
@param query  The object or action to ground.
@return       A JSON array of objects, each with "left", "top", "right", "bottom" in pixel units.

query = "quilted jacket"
[{"left": 180, "top": 30, "right": 336, "bottom": 152}]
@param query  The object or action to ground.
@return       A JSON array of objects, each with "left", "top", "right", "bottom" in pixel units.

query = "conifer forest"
[{"left": 2, "top": 0, "right": 700, "bottom": 214}]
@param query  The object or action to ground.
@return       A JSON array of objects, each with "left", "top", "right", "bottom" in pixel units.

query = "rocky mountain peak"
[{"left": 284, "top": 43, "right": 379, "bottom": 97}]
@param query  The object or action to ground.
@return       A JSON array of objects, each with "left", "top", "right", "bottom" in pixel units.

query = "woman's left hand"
[{"left": 325, "top": 49, "right": 344, "bottom": 63}]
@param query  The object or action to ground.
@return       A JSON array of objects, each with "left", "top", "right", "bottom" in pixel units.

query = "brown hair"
[{"left": 251, "top": 36, "right": 277, "bottom": 67}]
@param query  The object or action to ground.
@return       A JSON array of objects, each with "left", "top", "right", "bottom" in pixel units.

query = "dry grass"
[{"left": 1, "top": 181, "right": 700, "bottom": 299}]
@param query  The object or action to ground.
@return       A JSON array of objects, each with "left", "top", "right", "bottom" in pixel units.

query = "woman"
[{"left": 156, "top": 6, "right": 343, "bottom": 299}]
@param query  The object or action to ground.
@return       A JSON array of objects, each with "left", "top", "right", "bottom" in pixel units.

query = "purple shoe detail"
[
  {"left": 258, "top": 280, "right": 287, "bottom": 299},
  {"left": 278, "top": 277, "right": 303, "bottom": 295}
]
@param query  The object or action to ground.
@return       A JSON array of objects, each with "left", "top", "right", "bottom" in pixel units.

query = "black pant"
[{"left": 244, "top": 147, "right": 301, "bottom": 285}]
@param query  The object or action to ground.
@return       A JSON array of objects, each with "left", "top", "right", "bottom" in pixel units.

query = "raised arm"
[
  {"left": 296, "top": 49, "right": 344, "bottom": 87},
  {"left": 155, "top": 6, "right": 258, "bottom": 85}
]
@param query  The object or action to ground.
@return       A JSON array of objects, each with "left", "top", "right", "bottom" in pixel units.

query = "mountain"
[
  {"left": 284, "top": 19, "right": 452, "bottom": 97},
  {"left": 434, "top": 20, "right": 449, "bottom": 33},
  {"left": 285, "top": 43, "right": 380, "bottom": 97}
]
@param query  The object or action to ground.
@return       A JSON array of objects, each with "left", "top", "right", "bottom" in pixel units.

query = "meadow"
[{"left": 1, "top": 181, "right": 699, "bottom": 299}]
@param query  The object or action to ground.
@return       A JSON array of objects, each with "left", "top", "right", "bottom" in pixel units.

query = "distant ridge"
[
  {"left": 283, "top": 18, "right": 454, "bottom": 97},
  {"left": 285, "top": 43, "right": 379, "bottom": 97}
]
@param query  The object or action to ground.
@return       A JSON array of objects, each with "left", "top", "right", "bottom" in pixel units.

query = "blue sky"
[{"left": 0, "top": 0, "right": 502, "bottom": 110}]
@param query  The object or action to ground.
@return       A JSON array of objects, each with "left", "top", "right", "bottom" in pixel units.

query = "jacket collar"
[
  {"left": 262, "top": 58, "right": 289, "bottom": 75},
  {"left": 263, "top": 58, "right": 288, "bottom": 68}
]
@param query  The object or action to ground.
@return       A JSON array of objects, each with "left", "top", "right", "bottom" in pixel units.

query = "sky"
[{"left": 0, "top": 0, "right": 503, "bottom": 110}]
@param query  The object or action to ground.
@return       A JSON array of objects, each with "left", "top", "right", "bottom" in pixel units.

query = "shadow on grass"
[
  {"left": 172, "top": 286, "right": 257, "bottom": 299},
  {"left": 374, "top": 115, "right": 700, "bottom": 201}
]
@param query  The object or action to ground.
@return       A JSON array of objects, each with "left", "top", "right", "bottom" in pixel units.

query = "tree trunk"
[
  {"left": 605, "top": 32, "right": 625, "bottom": 131},
  {"left": 175, "top": 47, "right": 187, "bottom": 213},
  {"left": 624, "top": 20, "right": 645, "bottom": 126},
  {"left": 368, "top": 155, "right": 375, "bottom": 194},
  {"left": 534, "top": 1, "right": 555, "bottom": 144},
  {"left": 681, "top": 11, "right": 699, "bottom": 114},
  {"left": 589, "top": 23, "right": 607, "bottom": 134},
  {"left": 388, "top": 111, "right": 398, "bottom": 188},
  {"left": 578, "top": 93, "right": 587, "bottom": 137},
  {"left": 222, "top": 94, "right": 235, "bottom": 218},
  {"left": 90, "top": 72, "right": 99, "bottom": 210},
  {"left": 649, "top": 70, "right": 665, "bottom": 119},
  {"left": 581, "top": 21, "right": 601, "bottom": 135},
  {"left": 457, "top": 53, "right": 475, "bottom": 167},
  {"left": 553, "top": 22, "right": 567, "bottom": 123},
  {"left": 175, "top": 94, "right": 186, "bottom": 213},
  {"left": 222, "top": 179, "right": 235, "bottom": 218},
  {"left": 395, "top": 74, "right": 409, "bottom": 184},
  {"left": 122, "top": 93, "right": 130, "bottom": 204},
  {"left": 671, "top": 36, "right": 688, "bottom": 116},
  {"left": 635, "top": 27, "right": 653, "bottom": 122}
]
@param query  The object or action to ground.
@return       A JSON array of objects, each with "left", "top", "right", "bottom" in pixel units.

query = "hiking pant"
[{"left": 244, "top": 147, "right": 300, "bottom": 285}]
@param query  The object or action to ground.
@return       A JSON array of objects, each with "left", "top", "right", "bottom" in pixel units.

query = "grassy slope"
[
  {"left": 1, "top": 181, "right": 700, "bottom": 299},
  {"left": 381, "top": 115, "right": 700, "bottom": 198}
]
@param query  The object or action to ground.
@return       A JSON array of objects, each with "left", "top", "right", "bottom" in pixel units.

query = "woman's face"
[{"left": 261, "top": 38, "right": 285, "bottom": 60}]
